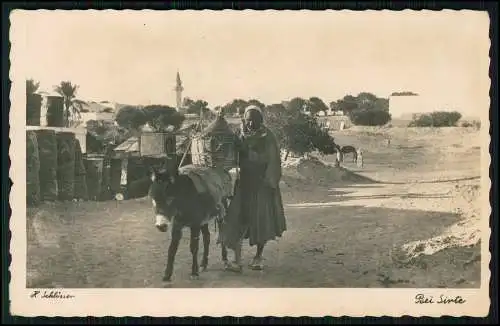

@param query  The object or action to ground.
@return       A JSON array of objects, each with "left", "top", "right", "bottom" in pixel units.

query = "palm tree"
[
  {"left": 54, "top": 81, "right": 86, "bottom": 127},
  {"left": 26, "top": 78, "right": 40, "bottom": 96}
]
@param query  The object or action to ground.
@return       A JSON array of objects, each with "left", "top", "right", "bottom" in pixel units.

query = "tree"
[
  {"left": 54, "top": 81, "right": 86, "bottom": 127},
  {"left": 115, "top": 104, "right": 186, "bottom": 133},
  {"left": 86, "top": 119, "right": 130, "bottom": 154},
  {"left": 288, "top": 97, "right": 308, "bottom": 113},
  {"left": 333, "top": 92, "right": 392, "bottom": 126},
  {"left": 220, "top": 99, "right": 265, "bottom": 116},
  {"left": 391, "top": 91, "right": 419, "bottom": 96},
  {"left": 357, "top": 92, "right": 378, "bottom": 104},
  {"left": 262, "top": 103, "right": 287, "bottom": 149},
  {"left": 115, "top": 106, "right": 148, "bottom": 130},
  {"left": 26, "top": 79, "right": 40, "bottom": 96},
  {"left": 329, "top": 101, "right": 337, "bottom": 111},
  {"left": 221, "top": 99, "right": 247, "bottom": 115},
  {"left": 143, "top": 105, "right": 186, "bottom": 131},
  {"left": 263, "top": 102, "right": 337, "bottom": 159},
  {"left": 335, "top": 95, "right": 358, "bottom": 115},
  {"left": 350, "top": 109, "right": 392, "bottom": 126},
  {"left": 307, "top": 97, "right": 329, "bottom": 116},
  {"left": 375, "top": 97, "right": 390, "bottom": 112},
  {"left": 183, "top": 97, "right": 210, "bottom": 115}
]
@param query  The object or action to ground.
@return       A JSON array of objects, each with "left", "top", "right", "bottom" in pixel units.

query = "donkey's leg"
[
  {"left": 163, "top": 222, "right": 182, "bottom": 282},
  {"left": 216, "top": 218, "right": 229, "bottom": 266},
  {"left": 220, "top": 198, "right": 231, "bottom": 265},
  {"left": 200, "top": 223, "right": 210, "bottom": 271},
  {"left": 190, "top": 226, "right": 201, "bottom": 279},
  {"left": 221, "top": 243, "right": 229, "bottom": 266}
]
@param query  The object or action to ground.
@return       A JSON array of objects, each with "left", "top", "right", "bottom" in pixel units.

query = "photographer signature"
[
  {"left": 30, "top": 290, "right": 75, "bottom": 299},
  {"left": 415, "top": 293, "right": 466, "bottom": 304}
]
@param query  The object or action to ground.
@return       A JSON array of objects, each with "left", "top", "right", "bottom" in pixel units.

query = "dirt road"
[
  {"left": 26, "top": 126, "right": 482, "bottom": 288},
  {"left": 27, "top": 178, "right": 480, "bottom": 288}
]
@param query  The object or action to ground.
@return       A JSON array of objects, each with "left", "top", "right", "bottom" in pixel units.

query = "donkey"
[
  {"left": 340, "top": 145, "right": 358, "bottom": 163},
  {"left": 150, "top": 165, "right": 230, "bottom": 282}
]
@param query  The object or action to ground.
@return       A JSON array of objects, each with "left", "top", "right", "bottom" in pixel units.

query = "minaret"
[{"left": 175, "top": 71, "right": 184, "bottom": 112}]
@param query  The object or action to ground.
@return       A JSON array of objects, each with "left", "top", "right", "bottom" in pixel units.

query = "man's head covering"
[
  {"left": 241, "top": 104, "right": 265, "bottom": 136},
  {"left": 243, "top": 105, "right": 263, "bottom": 116}
]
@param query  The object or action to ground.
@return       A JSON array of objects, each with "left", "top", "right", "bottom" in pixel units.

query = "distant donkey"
[
  {"left": 149, "top": 163, "right": 233, "bottom": 282},
  {"left": 340, "top": 145, "right": 358, "bottom": 163}
]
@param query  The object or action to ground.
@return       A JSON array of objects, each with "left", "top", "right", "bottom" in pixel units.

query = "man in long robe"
[{"left": 223, "top": 105, "right": 287, "bottom": 272}]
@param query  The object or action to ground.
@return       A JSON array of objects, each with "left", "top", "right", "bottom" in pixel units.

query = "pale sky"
[{"left": 12, "top": 10, "right": 490, "bottom": 116}]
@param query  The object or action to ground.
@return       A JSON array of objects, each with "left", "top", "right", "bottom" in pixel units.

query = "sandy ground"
[{"left": 26, "top": 126, "right": 483, "bottom": 288}]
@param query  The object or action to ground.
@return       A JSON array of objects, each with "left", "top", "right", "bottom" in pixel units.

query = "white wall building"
[{"left": 389, "top": 94, "right": 433, "bottom": 118}]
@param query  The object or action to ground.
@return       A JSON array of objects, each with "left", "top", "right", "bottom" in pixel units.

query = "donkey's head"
[{"left": 150, "top": 163, "right": 180, "bottom": 233}]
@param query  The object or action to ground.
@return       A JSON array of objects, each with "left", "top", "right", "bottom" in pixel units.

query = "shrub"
[
  {"left": 408, "top": 114, "right": 433, "bottom": 127},
  {"left": 461, "top": 120, "right": 481, "bottom": 129},
  {"left": 349, "top": 109, "right": 392, "bottom": 126},
  {"left": 408, "top": 111, "right": 462, "bottom": 127},
  {"left": 311, "top": 127, "right": 337, "bottom": 155},
  {"left": 86, "top": 119, "right": 130, "bottom": 154},
  {"left": 430, "top": 111, "right": 462, "bottom": 127},
  {"left": 263, "top": 103, "right": 337, "bottom": 157}
]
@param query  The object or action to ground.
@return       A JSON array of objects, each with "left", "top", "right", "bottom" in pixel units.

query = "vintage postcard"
[{"left": 9, "top": 9, "right": 491, "bottom": 317}]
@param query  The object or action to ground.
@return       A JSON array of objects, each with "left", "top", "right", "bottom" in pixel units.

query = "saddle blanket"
[{"left": 178, "top": 164, "right": 237, "bottom": 206}]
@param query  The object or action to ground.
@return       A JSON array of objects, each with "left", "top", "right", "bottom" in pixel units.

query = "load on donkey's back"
[{"left": 153, "top": 111, "right": 240, "bottom": 234}]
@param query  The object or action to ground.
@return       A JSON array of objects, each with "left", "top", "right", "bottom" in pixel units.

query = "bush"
[
  {"left": 430, "top": 111, "right": 462, "bottom": 127},
  {"left": 461, "top": 120, "right": 481, "bottom": 129},
  {"left": 86, "top": 119, "right": 130, "bottom": 154},
  {"left": 349, "top": 109, "right": 392, "bottom": 126},
  {"left": 408, "top": 114, "right": 434, "bottom": 127},
  {"left": 311, "top": 128, "right": 337, "bottom": 155},
  {"left": 263, "top": 103, "right": 337, "bottom": 157},
  {"left": 408, "top": 111, "right": 462, "bottom": 127}
]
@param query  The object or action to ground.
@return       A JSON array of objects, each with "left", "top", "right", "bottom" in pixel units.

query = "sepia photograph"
[{"left": 8, "top": 9, "right": 491, "bottom": 317}]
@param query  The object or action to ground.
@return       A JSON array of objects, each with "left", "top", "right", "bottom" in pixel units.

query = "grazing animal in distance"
[
  {"left": 340, "top": 145, "right": 358, "bottom": 163},
  {"left": 150, "top": 164, "right": 232, "bottom": 282}
]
